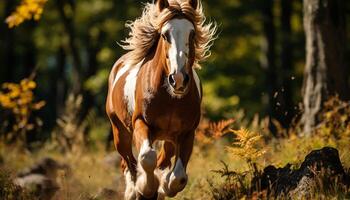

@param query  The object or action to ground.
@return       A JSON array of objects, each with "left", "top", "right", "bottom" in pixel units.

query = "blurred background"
[
  {"left": 0, "top": 0, "right": 350, "bottom": 143},
  {"left": 1, "top": 0, "right": 350, "bottom": 199},
  {"left": 1, "top": 0, "right": 307, "bottom": 141}
]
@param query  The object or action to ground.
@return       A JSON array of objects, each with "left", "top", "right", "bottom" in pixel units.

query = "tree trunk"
[
  {"left": 261, "top": 0, "right": 278, "bottom": 134},
  {"left": 1, "top": 0, "right": 15, "bottom": 83},
  {"left": 55, "top": 0, "right": 83, "bottom": 94},
  {"left": 55, "top": 46, "right": 67, "bottom": 117},
  {"left": 22, "top": 21, "right": 37, "bottom": 78},
  {"left": 279, "top": 0, "right": 295, "bottom": 128},
  {"left": 79, "top": 31, "right": 101, "bottom": 124},
  {"left": 301, "top": 0, "right": 349, "bottom": 135}
]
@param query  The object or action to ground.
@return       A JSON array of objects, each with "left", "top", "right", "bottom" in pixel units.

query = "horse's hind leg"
[
  {"left": 156, "top": 142, "right": 174, "bottom": 200},
  {"left": 157, "top": 142, "right": 175, "bottom": 169},
  {"left": 110, "top": 120, "right": 137, "bottom": 200},
  {"left": 133, "top": 119, "right": 159, "bottom": 198}
]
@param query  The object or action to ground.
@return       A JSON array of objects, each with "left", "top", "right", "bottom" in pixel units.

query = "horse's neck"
[{"left": 147, "top": 40, "right": 167, "bottom": 91}]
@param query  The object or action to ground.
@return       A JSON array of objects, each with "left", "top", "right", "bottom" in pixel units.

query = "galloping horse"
[{"left": 106, "top": 0, "right": 216, "bottom": 199}]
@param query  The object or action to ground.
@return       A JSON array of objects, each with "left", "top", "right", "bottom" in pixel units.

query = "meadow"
[{"left": 1, "top": 96, "right": 350, "bottom": 200}]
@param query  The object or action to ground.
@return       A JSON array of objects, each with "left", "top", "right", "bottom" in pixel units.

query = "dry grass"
[
  {"left": 1, "top": 128, "right": 350, "bottom": 200},
  {"left": 1, "top": 96, "right": 350, "bottom": 200}
]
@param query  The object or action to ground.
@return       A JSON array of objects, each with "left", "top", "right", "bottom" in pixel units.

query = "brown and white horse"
[{"left": 106, "top": 0, "right": 216, "bottom": 199}]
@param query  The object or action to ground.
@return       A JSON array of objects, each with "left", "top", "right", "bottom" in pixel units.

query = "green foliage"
[{"left": 1, "top": 0, "right": 307, "bottom": 126}]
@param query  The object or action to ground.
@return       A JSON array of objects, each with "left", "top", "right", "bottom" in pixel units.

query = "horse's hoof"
[
  {"left": 169, "top": 176, "right": 187, "bottom": 196},
  {"left": 161, "top": 172, "right": 187, "bottom": 197},
  {"left": 167, "top": 159, "right": 188, "bottom": 196}
]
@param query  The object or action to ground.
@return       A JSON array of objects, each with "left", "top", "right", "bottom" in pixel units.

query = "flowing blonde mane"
[{"left": 120, "top": 0, "right": 217, "bottom": 68}]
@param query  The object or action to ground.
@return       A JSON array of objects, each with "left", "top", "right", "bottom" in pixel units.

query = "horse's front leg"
[
  {"left": 134, "top": 119, "right": 159, "bottom": 199},
  {"left": 159, "top": 131, "right": 195, "bottom": 197}
]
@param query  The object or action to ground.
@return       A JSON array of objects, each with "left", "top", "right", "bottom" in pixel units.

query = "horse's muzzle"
[{"left": 168, "top": 72, "right": 190, "bottom": 93}]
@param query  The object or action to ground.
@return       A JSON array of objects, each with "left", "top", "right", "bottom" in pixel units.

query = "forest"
[{"left": 1, "top": 0, "right": 350, "bottom": 199}]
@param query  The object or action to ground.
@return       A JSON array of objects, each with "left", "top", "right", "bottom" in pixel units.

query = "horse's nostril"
[
  {"left": 183, "top": 73, "right": 190, "bottom": 85},
  {"left": 180, "top": 177, "right": 187, "bottom": 185},
  {"left": 169, "top": 74, "right": 176, "bottom": 87}
]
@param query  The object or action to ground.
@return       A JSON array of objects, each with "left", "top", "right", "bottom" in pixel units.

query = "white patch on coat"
[
  {"left": 192, "top": 68, "right": 201, "bottom": 98},
  {"left": 158, "top": 158, "right": 187, "bottom": 197},
  {"left": 137, "top": 139, "right": 157, "bottom": 172},
  {"left": 161, "top": 18, "right": 194, "bottom": 74},
  {"left": 124, "top": 170, "right": 136, "bottom": 200},
  {"left": 170, "top": 159, "right": 186, "bottom": 185},
  {"left": 136, "top": 140, "right": 158, "bottom": 197},
  {"left": 112, "top": 63, "right": 130, "bottom": 89},
  {"left": 124, "top": 60, "right": 143, "bottom": 114},
  {"left": 139, "top": 140, "right": 151, "bottom": 161},
  {"left": 156, "top": 168, "right": 170, "bottom": 197}
]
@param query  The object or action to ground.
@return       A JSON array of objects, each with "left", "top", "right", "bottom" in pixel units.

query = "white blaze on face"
[{"left": 161, "top": 18, "right": 194, "bottom": 74}]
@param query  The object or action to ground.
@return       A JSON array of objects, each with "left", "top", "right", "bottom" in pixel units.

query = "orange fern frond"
[{"left": 208, "top": 118, "right": 235, "bottom": 139}]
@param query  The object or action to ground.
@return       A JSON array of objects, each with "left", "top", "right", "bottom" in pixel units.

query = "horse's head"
[{"left": 157, "top": 0, "right": 198, "bottom": 98}]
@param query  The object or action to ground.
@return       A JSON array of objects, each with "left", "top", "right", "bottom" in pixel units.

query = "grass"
[
  {"left": 1, "top": 96, "right": 350, "bottom": 199},
  {"left": 1, "top": 131, "right": 349, "bottom": 200}
]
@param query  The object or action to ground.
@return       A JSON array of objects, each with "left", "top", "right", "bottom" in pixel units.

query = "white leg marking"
[
  {"left": 192, "top": 68, "right": 201, "bottom": 98},
  {"left": 159, "top": 159, "right": 188, "bottom": 197},
  {"left": 138, "top": 140, "right": 157, "bottom": 172},
  {"left": 124, "top": 60, "right": 143, "bottom": 114},
  {"left": 136, "top": 140, "right": 159, "bottom": 198},
  {"left": 124, "top": 170, "right": 136, "bottom": 200},
  {"left": 156, "top": 168, "right": 170, "bottom": 197},
  {"left": 169, "top": 159, "right": 187, "bottom": 190}
]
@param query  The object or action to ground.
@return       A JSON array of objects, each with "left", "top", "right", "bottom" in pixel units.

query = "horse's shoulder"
[{"left": 108, "top": 53, "right": 129, "bottom": 86}]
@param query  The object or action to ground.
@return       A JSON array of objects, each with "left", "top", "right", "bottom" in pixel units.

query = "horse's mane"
[{"left": 120, "top": 0, "right": 217, "bottom": 68}]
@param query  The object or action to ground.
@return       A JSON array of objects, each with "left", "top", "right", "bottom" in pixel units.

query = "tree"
[
  {"left": 260, "top": 0, "right": 278, "bottom": 133},
  {"left": 279, "top": 0, "right": 295, "bottom": 129},
  {"left": 0, "top": 0, "right": 16, "bottom": 83},
  {"left": 301, "top": 0, "right": 349, "bottom": 135}
]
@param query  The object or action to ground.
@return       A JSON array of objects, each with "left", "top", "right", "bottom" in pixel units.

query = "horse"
[{"left": 106, "top": 0, "right": 216, "bottom": 199}]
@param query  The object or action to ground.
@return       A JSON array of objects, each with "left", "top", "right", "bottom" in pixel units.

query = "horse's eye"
[{"left": 162, "top": 32, "right": 171, "bottom": 43}]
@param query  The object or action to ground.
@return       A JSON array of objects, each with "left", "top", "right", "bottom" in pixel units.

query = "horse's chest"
[{"left": 143, "top": 95, "right": 200, "bottom": 135}]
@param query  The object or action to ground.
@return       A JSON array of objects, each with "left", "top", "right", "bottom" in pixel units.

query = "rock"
[
  {"left": 299, "top": 146, "right": 345, "bottom": 177},
  {"left": 253, "top": 147, "right": 350, "bottom": 198},
  {"left": 17, "top": 157, "right": 69, "bottom": 179},
  {"left": 14, "top": 157, "right": 69, "bottom": 200},
  {"left": 14, "top": 174, "right": 59, "bottom": 200}
]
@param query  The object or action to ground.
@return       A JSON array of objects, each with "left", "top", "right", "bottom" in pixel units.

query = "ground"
[{"left": 1, "top": 126, "right": 350, "bottom": 200}]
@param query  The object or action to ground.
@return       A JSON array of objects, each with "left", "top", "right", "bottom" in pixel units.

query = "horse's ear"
[
  {"left": 188, "top": 0, "right": 198, "bottom": 9},
  {"left": 156, "top": 0, "right": 169, "bottom": 12}
]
